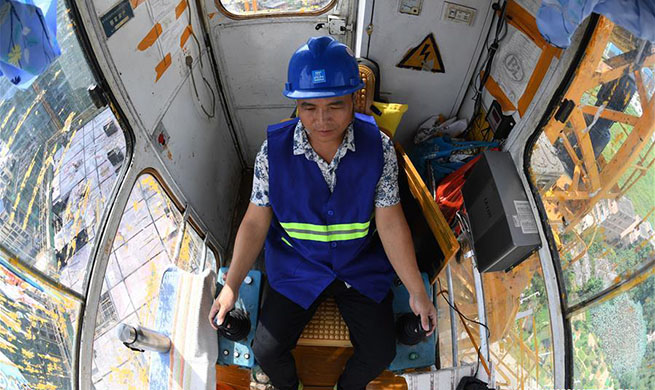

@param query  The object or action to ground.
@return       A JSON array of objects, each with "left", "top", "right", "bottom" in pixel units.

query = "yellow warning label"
[{"left": 397, "top": 33, "right": 445, "bottom": 73}]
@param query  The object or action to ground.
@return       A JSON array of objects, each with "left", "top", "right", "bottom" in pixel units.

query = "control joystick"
[
  {"left": 215, "top": 308, "right": 251, "bottom": 341},
  {"left": 395, "top": 313, "right": 429, "bottom": 346}
]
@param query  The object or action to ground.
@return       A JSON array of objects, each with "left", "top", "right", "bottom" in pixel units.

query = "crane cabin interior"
[{"left": 0, "top": 0, "right": 654, "bottom": 389}]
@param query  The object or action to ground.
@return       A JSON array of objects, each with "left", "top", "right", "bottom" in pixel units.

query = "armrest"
[{"left": 395, "top": 144, "right": 459, "bottom": 283}]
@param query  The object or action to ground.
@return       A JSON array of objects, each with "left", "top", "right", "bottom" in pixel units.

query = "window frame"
[
  {"left": 65, "top": 3, "right": 137, "bottom": 390},
  {"left": 139, "top": 168, "right": 217, "bottom": 252},
  {"left": 214, "top": 0, "right": 338, "bottom": 20}
]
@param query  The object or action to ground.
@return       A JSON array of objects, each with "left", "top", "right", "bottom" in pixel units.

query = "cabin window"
[
  {"left": 436, "top": 252, "right": 555, "bottom": 389},
  {"left": 0, "top": 13, "right": 127, "bottom": 297},
  {"left": 0, "top": 0, "right": 129, "bottom": 387},
  {"left": 91, "top": 173, "right": 216, "bottom": 389},
  {"left": 527, "top": 18, "right": 655, "bottom": 388},
  {"left": 0, "top": 251, "right": 83, "bottom": 389},
  {"left": 206, "top": 245, "right": 219, "bottom": 273},
  {"left": 216, "top": 0, "right": 336, "bottom": 18}
]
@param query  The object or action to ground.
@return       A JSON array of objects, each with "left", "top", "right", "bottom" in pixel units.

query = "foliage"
[
  {"left": 628, "top": 342, "right": 655, "bottom": 389},
  {"left": 578, "top": 276, "right": 604, "bottom": 297},
  {"left": 589, "top": 294, "right": 647, "bottom": 384},
  {"left": 629, "top": 275, "right": 655, "bottom": 333}
]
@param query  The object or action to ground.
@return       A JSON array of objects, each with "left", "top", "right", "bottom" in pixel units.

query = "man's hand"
[
  {"left": 209, "top": 285, "right": 238, "bottom": 330},
  {"left": 208, "top": 203, "right": 272, "bottom": 330},
  {"left": 409, "top": 291, "right": 437, "bottom": 336},
  {"left": 376, "top": 204, "right": 437, "bottom": 336}
]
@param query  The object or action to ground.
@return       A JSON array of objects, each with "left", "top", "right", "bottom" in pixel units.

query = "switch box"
[
  {"left": 216, "top": 268, "right": 262, "bottom": 368},
  {"left": 388, "top": 273, "right": 435, "bottom": 372},
  {"left": 442, "top": 2, "right": 476, "bottom": 26},
  {"left": 399, "top": 0, "right": 423, "bottom": 15}
]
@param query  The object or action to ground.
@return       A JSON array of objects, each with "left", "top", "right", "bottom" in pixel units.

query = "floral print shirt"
[{"left": 250, "top": 120, "right": 400, "bottom": 208}]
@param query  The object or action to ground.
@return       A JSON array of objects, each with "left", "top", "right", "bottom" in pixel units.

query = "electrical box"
[
  {"left": 388, "top": 273, "right": 435, "bottom": 372},
  {"left": 486, "top": 100, "right": 516, "bottom": 139},
  {"left": 462, "top": 151, "right": 541, "bottom": 272},
  {"left": 442, "top": 2, "right": 476, "bottom": 25},
  {"left": 399, "top": 0, "right": 423, "bottom": 15},
  {"left": 216, "top": 268, "right": 262, "bottom": 368}
]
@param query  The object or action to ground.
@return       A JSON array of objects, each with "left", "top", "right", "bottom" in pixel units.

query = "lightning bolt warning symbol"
[{"left": 397, "top": 33, "right": 445, "bottom": 73}]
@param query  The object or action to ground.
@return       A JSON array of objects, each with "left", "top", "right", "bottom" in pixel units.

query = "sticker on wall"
[
  {"left": 489, "top": 25, "right": 541, "bottom": 106},
  {"left": 399, "top": 0, "right": 423, "bottom": 15},
  {"left": 155, "top": 53, "right": 172, "bottom": 82},
  {"left": 100, "top": 0, "right": 134, "bottom": 39},
  {"left": 397, "top": 33, "right": 445, "bottom": 73}
]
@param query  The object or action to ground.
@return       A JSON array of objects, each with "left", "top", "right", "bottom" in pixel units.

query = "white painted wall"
[
  {"left": 83, "top": 0, "right": 242, "bottom": 247},
  {"left": 359, "top": 0, "right": 495, "bottom": 146},
  {"left": 204, "top": 0, "right": 358, "bottom": 164}
]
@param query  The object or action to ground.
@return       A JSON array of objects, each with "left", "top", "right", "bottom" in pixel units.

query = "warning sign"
[{"left": 397, "top": 33, "right": 445, "bottom": 73}]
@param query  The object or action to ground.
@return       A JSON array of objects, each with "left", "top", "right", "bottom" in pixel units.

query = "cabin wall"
[
  {"left": 358, "top": 0, "right": 495, "bottom": 146},
  {"left": 84, "top": 0, "right": 242, "bottom": 246},
  {"left": 202, "top": 1, "right": 358, "bottom": 165}
]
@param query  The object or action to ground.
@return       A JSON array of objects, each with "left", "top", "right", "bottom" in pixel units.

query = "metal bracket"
[
  {"left": 328, "top": 15, "right": 352, "bottom": 35},
  {"left": 87, "top": 84, "right": 108, "bottom": 109},
  {"left": 173, "top": 205, "right": 189, "bottom": 262},
  {"left": 201, "top": 234, "right": 208, "bottom": 272},
  {"left": 554, "top": 99, "right": 575, "bottom": 123}
]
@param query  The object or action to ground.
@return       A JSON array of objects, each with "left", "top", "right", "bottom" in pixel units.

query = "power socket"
[{"left": 442, "top": 2, "right": 476, "bottom": 26}]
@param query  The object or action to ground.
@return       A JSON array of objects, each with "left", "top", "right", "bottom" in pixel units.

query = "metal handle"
[{"left": 117, "top": 323, "right": 171, "bottom": 353}]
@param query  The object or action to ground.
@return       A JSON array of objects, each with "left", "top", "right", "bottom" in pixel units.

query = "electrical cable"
[
  {"left": 436, "top": 278, "right": 491, "bottom": 377},
  {"left": 462, "top": 0, "right": 509, "bottom": 137},
  {"left": 452, "top": 210, "right": 493, "bottom": 379},
  {"left": 436, "top": 285, "right": 490, "bottom": 334},
  {"left": 184, "top": 0, "right": 216, "bottom": 119},
  {"left": 365, "top": 0, "right": 376, "bottom": 58}
]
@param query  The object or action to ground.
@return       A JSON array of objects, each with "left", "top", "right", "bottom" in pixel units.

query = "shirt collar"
[{"left": 293, "top": 119, "right": 356, "bottom": 156}]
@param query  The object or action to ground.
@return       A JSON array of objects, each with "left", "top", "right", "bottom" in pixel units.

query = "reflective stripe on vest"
[{"left": 279, "top": 220, "right": 370, "bottom": 242}]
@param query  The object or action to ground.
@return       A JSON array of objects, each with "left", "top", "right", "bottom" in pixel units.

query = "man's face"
[{"left": 296, "top": 95, "right": 354, "bottom": 143}]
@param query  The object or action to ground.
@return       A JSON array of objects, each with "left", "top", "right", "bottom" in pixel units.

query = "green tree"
[
  {"left": 590, "top": 294, "right": 647, "bottom": 384},
  {"left": 579, "top": 276, "right": 604, "bottom": 298},
  {"left": 627, "top": 342, "right": 655, "bottom": 389}
]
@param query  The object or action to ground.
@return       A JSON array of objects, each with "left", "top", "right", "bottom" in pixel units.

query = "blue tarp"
[
  {"left": 0, "top": 0, "right": 60, "bottom": 88},
  {"left": 408, "top": 137, "right": 499, "bottom": 183},
  {"left": 537, "top": 0, "right": 655, "bottom": 48}
]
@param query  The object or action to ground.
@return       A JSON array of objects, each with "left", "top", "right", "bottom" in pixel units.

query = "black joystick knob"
[
  {"left": 216, "top": 308, "right": 251, "bottom": 341},
  {"left": 395, "top": 313, "right": 428, "bottom": 346}
]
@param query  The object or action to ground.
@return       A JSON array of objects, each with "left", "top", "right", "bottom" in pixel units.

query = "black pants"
[{"left": 252, "top": 280, "right": 396, "bottom": 390}]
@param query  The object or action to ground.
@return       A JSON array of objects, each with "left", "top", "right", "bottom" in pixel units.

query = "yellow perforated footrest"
[{"left": 297, "top": 298, "right": 352, "bottom": 347}]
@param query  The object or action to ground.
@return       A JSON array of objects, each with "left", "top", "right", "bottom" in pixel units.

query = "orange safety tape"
[{"left": 138, "top": 23, "right": 162, "bottom": 51}]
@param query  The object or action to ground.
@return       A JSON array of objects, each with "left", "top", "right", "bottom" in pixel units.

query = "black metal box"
[{"left": 462, "top": 151, "right": 541, "bottom": 272}]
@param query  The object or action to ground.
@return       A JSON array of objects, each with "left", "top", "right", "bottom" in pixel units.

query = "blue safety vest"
[{"left": 266, "top": 113, "right": 394, "bottom": 309}]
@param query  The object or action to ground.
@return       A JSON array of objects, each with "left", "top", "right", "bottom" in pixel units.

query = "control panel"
[
  {"left": 389, "top": 273, "right": 436, "bottom": 372},
  {"left": 215, "top": 268, "right": 262, "bottom": 368}
]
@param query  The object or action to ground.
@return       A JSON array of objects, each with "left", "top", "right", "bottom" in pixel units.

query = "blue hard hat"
[{"left": 283, "top": 36, "right": 364, "bottom": 99}]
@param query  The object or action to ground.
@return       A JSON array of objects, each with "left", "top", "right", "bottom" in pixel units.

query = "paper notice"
[
  {"left": 149, "top": 0, "right": 175, "bottom": 23},
  {"left": 159, "top": 18, "right": 187, "bottom": 55},
  {"left": 490, "top": 25, "right": 542, "bottom": 107}
]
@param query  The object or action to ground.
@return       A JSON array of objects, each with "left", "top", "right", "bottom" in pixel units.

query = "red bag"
[{"left": 435, "top": 154, "right": 484, "bottom": 224}]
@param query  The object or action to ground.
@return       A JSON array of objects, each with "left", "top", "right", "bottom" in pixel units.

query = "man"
[{"left": 209, "top": 36, "right": 436, "bottom": 390}]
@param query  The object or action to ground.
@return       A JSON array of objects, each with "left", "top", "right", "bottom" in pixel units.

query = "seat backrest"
[{"left": 355, "top": 63, "right": 376, "bottom": 116}]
